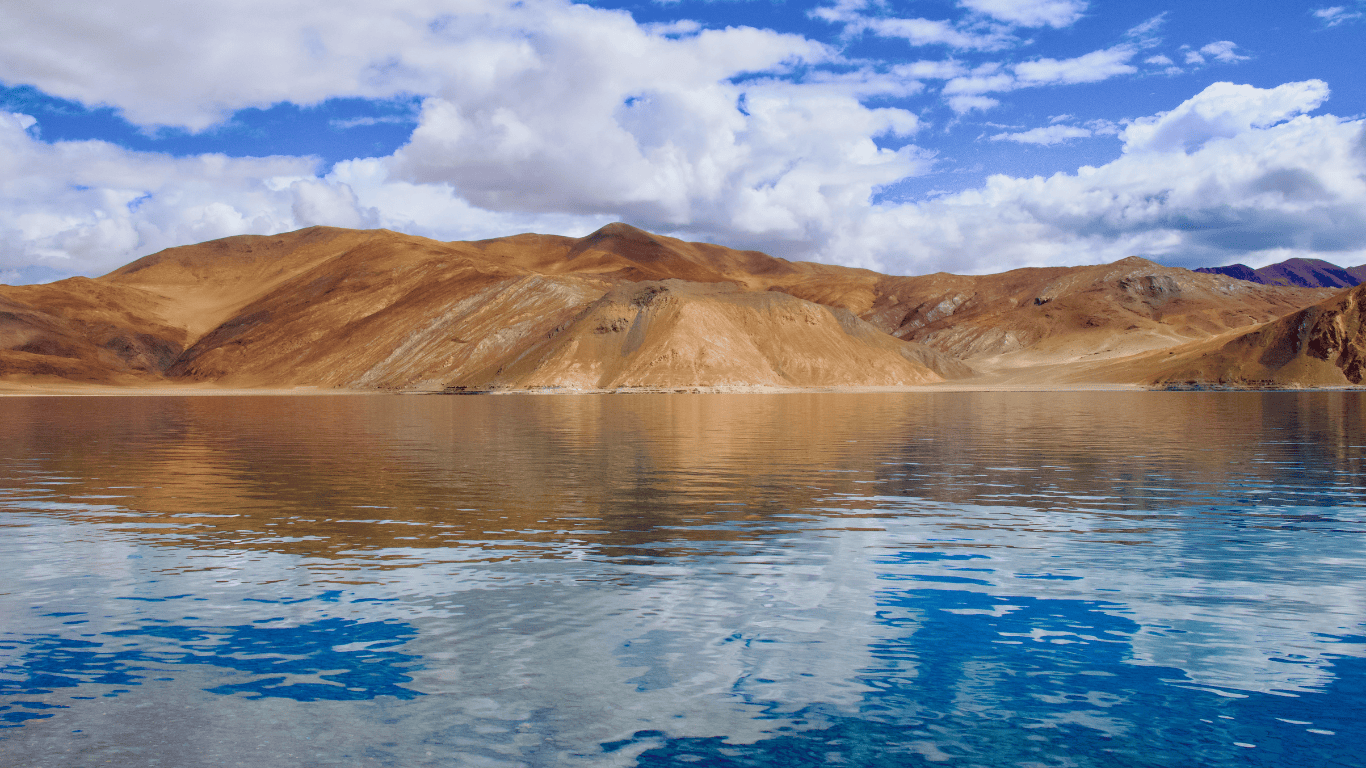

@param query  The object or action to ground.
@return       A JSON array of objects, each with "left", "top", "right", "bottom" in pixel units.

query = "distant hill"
[
  {"left": 1195, "top": 258, "right": 1365, "bottom": 289},
  {"left": 0, "top": 225, "right": 1347, "bottom": 391}
]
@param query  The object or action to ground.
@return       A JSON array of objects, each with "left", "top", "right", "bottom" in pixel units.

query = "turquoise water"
[{"left": 0, "top": 392, "right": 1363, "bottom": 767}]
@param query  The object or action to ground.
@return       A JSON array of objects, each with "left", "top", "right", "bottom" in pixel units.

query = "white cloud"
[
  {"left": 1314, "top": 6, "right": 1363, "bottom": 26},
  {"left": 1121, "top": 80, "right": 1329, "bottom": 153},
  {"left": 940, "top": 45, "right": 1137, "bottom": 111},
  {"left": 0, "top": 111, "right": 371, "bottom": 276},
  {"left": 0, "top": 109, "right": 613, "bottom": 281},
  {"left": 811, "top": 0, "right": 1012, "bottom": 50},
  {"left": 0, "top": 0, "right": 829, "bottom": 133},
  {"left": 1199, "top": 40, "right": 1250, "bottom": 63},
  {"left": 0, "top": 3, "right": 1361, "bottom": 286},
  {"left": 1084, "top": 118, "right": 1121, "bottom": 136},
  {"left": 890, "top": 60, "right": 972, "bottom": 81},
  {"left": 861, "top": 16, "right": 1010, "bottom": 49},
  {"left": 643, "top": 19, "right": 702, "bottom": 36},
  {"left": 958, "top": 0, "right": 1087, "bottom": 28},
  {"left": 990, "top": 125, "right": 1091, "bottom": 145},
  {"left": 1183, "top": 40, "right": 1249, "bottom": 66},
  {"left": 1126, "top": 13, "right": 1167, "bottom": 38},
  {"left": 390, "top": 73, "right": 929, "bottom": 235},
  {"left": 947, "top": 95, "right": 1001, "bottom": 114},
  {"left": 328, "top": 115, "right": 416, "bottom": 130},
  {"left": 1145, "top": 55, "right": 1173, "bottom": 66},
  {"left": 834, "top": 80, "right": 1366, "bottom": 275},
  {"left": 1014, "top": 46, "right": 1138, "bottom": 85}
]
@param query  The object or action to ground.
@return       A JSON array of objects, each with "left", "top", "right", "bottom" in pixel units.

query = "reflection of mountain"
[
  {"left": 3, "top": 393, "right": 1365, "bottom": 764},
  {"left": 4, "top": 392, "right": 1363, "bottom": 557},
  {"left": 1, "top": 224, "right": 1343, "bottom": 390}
]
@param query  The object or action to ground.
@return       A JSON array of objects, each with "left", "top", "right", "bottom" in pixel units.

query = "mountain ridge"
[
  {"left": 0, "top": 224, "right": 1351, "bottom": 391},
  {"left": 1195, "top": 257, "right": 1366, "bottom": 290}
]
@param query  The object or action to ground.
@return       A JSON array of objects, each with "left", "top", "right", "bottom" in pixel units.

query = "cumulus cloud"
[
  {"left": 0, "top": 109, "right": 612, "bottom": 281},
  {"left": 0, "top": 112, "right": 396, "bottom": 277},
  {"left": 835, "top": 80, "right": 1366, "bottom": 274},
  {"left": 0, "top": 0, "right": 922, "bottom": 277},
  {"left": 0, "top": 2, "right": 1361, "bottom": 285},
  {"left": 1121, "top": 80, "right": 1329, "bottom": 153},
  {"left": 0, "top": 0, "right": 827, "bottom": 133},
  {"left": 391, "top": 73, "right": 929, "bottom": 239}
]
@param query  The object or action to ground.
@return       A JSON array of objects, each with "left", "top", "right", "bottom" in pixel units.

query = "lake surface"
[{"left": 1, "top": 392, "right": 1363, "bottom": 767}]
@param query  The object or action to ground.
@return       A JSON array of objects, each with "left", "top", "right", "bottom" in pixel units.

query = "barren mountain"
[
  {"left": 2, "top": 225, "right": 961, "bottom": 390},
  {"left": 777, "top": 257, "right": 1333, "bottom": 379},
  {"left": 1144, "top": 282, "right": 1366, "bottom": 388},
  {"left": 0, "top": 223, "right": 1345, "bottom": 391}
]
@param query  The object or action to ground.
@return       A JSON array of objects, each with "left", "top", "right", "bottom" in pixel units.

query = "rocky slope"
[
  {"left": 1145, "top": 282, "right": 1366, "bottom": 388},
  {"left": 0, "top": 223, "right": 1345, "bottom": 391},
  {"left": 778, "top": 257, "right": 1333, "bottom": 374}
]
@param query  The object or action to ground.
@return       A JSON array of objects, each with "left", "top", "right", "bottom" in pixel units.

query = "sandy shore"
[
  {"left": 0, "top": 382, "right": 381, "bottom": 397},
  {"left": 0, "top": 381, "right": 1197, "bottom": 396}
]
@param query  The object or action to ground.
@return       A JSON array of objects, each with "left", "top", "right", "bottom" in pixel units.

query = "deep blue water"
[{"left": 0, "top": 392, "right": 1362, "bottom": 767}]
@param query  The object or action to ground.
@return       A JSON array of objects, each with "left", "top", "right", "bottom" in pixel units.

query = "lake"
[{"left": 1, "top": 392, "right": 1363, "bottom": 767}]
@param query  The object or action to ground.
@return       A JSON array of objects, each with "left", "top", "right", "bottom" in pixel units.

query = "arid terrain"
[{"left": 2, "top": 223, "right": 1361, "bottom": 393}]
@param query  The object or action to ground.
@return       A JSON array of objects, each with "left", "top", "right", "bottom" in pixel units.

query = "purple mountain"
[{"left": 1196, "top": 258, "right": 1364, "bottom": 289}]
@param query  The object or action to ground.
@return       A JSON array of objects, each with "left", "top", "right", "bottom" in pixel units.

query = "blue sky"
[{"left": 2, "top": 0, "right": 1364, "bottom": 283}]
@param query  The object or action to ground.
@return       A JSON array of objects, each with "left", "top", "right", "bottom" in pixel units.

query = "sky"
[{"left": 2, "top": 0, "right": 1365, "bottom": 284}]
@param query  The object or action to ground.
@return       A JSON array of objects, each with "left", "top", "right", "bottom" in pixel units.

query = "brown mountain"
[
  {"left": 1143, "top": 282, "right": 1366, "bottom": 388},
  {"left": 1196, "top": 258, "right": 1362, "bottom": 289},
  {"left": 774, "top": 256, "right": 1334, "bottom": 384},
  {"left": 2, "top": 225, "right": 965, "bottom": 390},
  {"left": 0, "top": 224, "right": 1343, "bottom": 391}
]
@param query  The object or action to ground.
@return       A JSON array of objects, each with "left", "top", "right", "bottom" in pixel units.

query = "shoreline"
[{"left": 3, "top": 381, "right": 1363, "bottom": 397}]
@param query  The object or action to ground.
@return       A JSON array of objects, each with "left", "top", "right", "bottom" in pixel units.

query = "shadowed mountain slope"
[
  {"left": 1144, "top": 283, "right": 1366, "bottom": 388},
  {"left": 0, "top": 278, "right": 189, "bottom": 383}
]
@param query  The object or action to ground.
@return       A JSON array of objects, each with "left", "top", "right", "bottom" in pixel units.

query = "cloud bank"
[{"left": 1, "top": 0, "right": 1361, "bottom": 282}]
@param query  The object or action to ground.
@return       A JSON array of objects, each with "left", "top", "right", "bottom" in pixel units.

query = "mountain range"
[
  {"left": 1, "top": 223, "right": 1362, "bottom": 391},
  {"left": 1195, "top": 258, "right": 1366, "bottom": 289}
]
